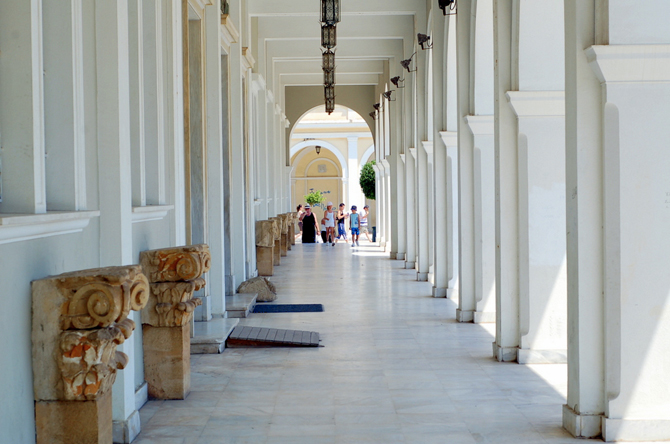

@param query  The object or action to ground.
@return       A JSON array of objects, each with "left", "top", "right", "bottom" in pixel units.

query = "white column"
[
  {"left": 456, "top": 0, "right": 476, "bottom": 321},
  {"left": 227, "top": 43, "right": 248, "bottom": 289},
  {"left": 203, "top": 4, "right": 225, "bottom": 316},
  {"left": 43, "top": 0, "right": 87, "bottom": 211},
  {"left": 492, "top": 0, "right": 520, "bottom": 362},
  {"left": 416, "top": 142, "right": 429, "bottom": 281},
  {"left": 464, "top": 116, "right": 496, "bottom": 324},
  {"left": 442, "top": 131, "right": 459, "bottom": 297},
  {"left": 431, "top": 12, "right": 449, "bottom": 297},
  {"left": 347, "top": 136, "right": 363, "bottom": 208},
  {"left": 562, "top": 0, "right": 605, "bottom": 437},
  {"left": 0, "top": 0, "right": 47, "bottom": 214},
  {"left": 383, "top": 160, "right": 392, "bottom": 251},
  {"left": 404, "top": 148, "right": 417, "bottom": 269},
  {"left": 93, "top": 1, "right": 139, "bottom": 441}
]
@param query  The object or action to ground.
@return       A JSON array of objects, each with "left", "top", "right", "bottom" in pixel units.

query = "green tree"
[
  {"left": 359, "top": 160, "right": 376, "bottom": 200},
  {"left": 304, "top": 189, "right": 327, "bottom": 208}
]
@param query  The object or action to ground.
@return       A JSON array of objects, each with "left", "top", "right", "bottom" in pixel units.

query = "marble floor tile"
[{"left": 136, "top": 244, "right": 609, "bottom": 443}]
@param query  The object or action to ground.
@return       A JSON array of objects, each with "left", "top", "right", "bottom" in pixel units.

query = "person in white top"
[
  {"left": 323, "top": 202, "right": 336, "bottom": 246},
  {"left": 360, "top": 205, "right": 372, "bottom": 242}
]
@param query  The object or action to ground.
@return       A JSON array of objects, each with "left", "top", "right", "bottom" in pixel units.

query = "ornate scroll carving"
[
  {"left": 32, "top": 265, "right": 149, "bottom": 403},
  {"left": 140, "top": 244, "right": 211, "bottom": 283}
]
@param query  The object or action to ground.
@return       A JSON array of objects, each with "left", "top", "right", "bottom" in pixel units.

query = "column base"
[
  {"left": 474, "top": 311, "right": 496, "bottom": 323},
  {"left": 562, "top": 404, "right": 602, "bottom": 439},
  {"left": 225, "top": 274, "right": 236, "bottom": 296},
  {"left": 432, "top": 287, "right": 448, "bottom": 298},
  {"left": 405, "top": 261, "right": 416, "bottom": 270},
  {"left": 396, "top": 253, "right": 406, "bottom": 261},
  {"left": 112, "top": 409, "right": 141, "bottom": 444},
  {"left": 456, "top": 309, "right": 474, "bottom": 323},
  {"left": 602, "top": 417, "right": 670, "bottom": 442},
  {"left": 518, "top": 349, "right": 567, "bottom": 364},
  {"left": 390, "top": 252, "right": 397, "bottom": 260},
  {"left": 492, "top": 341, "right": 518, "bottom": 362},
  {"left": 417, "top": 272, "right": 428, "bottom": 282}
]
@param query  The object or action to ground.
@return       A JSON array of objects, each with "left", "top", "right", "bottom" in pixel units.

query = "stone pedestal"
[
  {"left": 140, "top": 245, "right": 211, "bottom": 400},
  {"left": 280, "top": 233, "right": 288, "bottom": 257},
  {"left": 142, "top": 324, "right": 191, "bottom": 399},
  {"left": 256, "top": 245, "right": 274, "bottom": 276},
  {"left": 290, "top": 212, "right": 298, "bottom": 246},
  {"left": 273, "top": 239, "right": 281, "bottom": 265},
  {"left": 269, "top": 217, "right": 282, "bottom": 265},
  {"left": 32, "top": 266, "right": 149, "bottom": 444},
  {"left": 35, "top": 390, "right": 112, "bottom": 444}
]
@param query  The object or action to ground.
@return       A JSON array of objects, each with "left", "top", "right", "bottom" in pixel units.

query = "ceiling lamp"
[
  {"left": 322, "top": 49, "right": 335, "bottom": 71},
  {"left": 321, "top": 0, "right": 340, "bottom": 25},
  {"left": 390, "top": 76, "right": 405, "bottom": 88},
  {"left": 400, "top": 52, "right": 417, "bottom": 73},
  {"left": 439, "top": 0, "right": 457, "bottom": 15},
  {"left": 383, "top": 90, "right": 395, "bottom": 101},
  {"left": 321, "top": 24, "right": 337, "bottom": 49},
  {"left": 315, "top": 145, "right": 322, "bottom": 155},
  {"left": 325, "top": 85, "right": 336, "bottom": 101},
  {"left": 418, "top": 33, "right": 432, "bottom": 50}
]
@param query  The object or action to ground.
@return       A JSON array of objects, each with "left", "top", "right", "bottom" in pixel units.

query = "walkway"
[{"left": 136, "top": 243, "right": 592, "bottom": 444}]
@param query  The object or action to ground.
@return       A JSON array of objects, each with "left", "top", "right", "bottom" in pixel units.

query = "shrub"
[{"left": 359, "top": 160, "right": 376, "bottom": 200}]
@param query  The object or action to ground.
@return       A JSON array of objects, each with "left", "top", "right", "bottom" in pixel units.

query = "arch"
[
  {"left": 304, "top": 158, "right": 341, "bottom": 178},
  {"left": 289, "top": 140, "right": 349, "bottom": 178},
  {"left": 360, "top": 144, "right": 375, "bottom": 170}
]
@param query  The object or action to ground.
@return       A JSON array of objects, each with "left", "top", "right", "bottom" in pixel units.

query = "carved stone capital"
[
  {"left": 268, "top": 217, "right": 282, "bottom": 240},
  {"left": 32, "top": 266, "right": 149, "bottom": 402},
  {"left": 142, "top": 279, "right": 204, "bottom": 327},
  {"left": 140, "top": 244, "right": 211, "bottom": 283}
]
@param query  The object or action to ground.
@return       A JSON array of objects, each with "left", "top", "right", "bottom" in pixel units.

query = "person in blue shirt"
[{"left": 349, "top": 205, "right": 360, "bottom": 247}]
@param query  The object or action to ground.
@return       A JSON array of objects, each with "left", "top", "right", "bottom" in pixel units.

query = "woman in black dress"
[{"left": 299, "top": 205, "right": 319, "bottom": 243}]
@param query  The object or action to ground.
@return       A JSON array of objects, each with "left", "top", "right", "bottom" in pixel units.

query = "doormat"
[{"left": 253, "top": 304, "right": 324, "bottom": 313}]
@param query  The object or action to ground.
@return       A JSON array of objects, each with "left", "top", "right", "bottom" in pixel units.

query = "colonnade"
[{"left": 370, "top": 1, "right": 670, "bottom": 441}]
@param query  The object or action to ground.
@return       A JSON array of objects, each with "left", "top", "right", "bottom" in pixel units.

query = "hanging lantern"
[
  {"left": 321, "top": 0, "right": 340, "bottom": 25},
  {"left": 321, "top": 24, "right": 337, "bottom": 49},
  {"left": 322, "top": 50, "right": 335, "bottom": 71},
  {"left": 325, "top": 98, "right": 335, "bottom": 114},
  {"left": 323, "top": 68, "right": 335, "bottom": 86},
  {"left": 325, "top": 85, "right": 335, "bottom": 101}
]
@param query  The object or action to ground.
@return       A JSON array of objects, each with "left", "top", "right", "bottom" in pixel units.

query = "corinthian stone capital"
[
  {"left": 32, "top": 265, "right": 149, "bottom": 402},
  {"left": 140, "top": 244, "right": 211, "bottom": 283}
]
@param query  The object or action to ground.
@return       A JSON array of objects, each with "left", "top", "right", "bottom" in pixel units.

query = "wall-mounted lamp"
[
  {"left": 418, "top": 33, "right": 432, "bottom": 50},
  {"left": 400, "top": 53, "right": 417, "bottom": 73},
  {"left": 373, "top": 103, "right": 381, "bottom": 112},
  {"left": 221, "top": 0, "right": 229, "bottom": 14},
  {"left": 321, "top": 0, "right": 341, "bottom": 25},
  {"left": 369, "top": 111, "right": 377, "bottom": 121},
  {"left": 439, "top": 0, "right": 457, "bottom": 16},
  {"left": 390, "top": 76, "right": 405, "bottom": 88},
  {"left": 321, "top": 24, "right": 337, "bottom": 49},
  {"left": 383, "top": 90, "right": 395, "bottom": 101},
  {"left": 315, "top": 145, "right": 322, "bottom": 155}
]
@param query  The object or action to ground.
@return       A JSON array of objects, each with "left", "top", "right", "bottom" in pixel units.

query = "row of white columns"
[{"left": 373, "top": 0, "right": 670, "bottom": 440}]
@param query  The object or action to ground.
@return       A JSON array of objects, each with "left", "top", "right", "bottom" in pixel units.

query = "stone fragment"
[
  {"left": 255, "top": 220, "right": 276, "bottom": 248},
  {"left": 142, "top": 324, "right": 191, "bottom": 399},
  {"left": 237, "top": 277, "right": 277, "bottom": 302},
  {"left": 141, "top": 279, "right": 204, "bottom": 327}
]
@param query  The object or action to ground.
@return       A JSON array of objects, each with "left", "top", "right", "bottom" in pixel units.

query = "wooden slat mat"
[{"left": 226, "top": 326, "right": 320, "bottom": 348}]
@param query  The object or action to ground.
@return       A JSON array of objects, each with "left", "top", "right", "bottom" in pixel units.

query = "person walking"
[
  {"left": 360, "top": 205, "right": 372, "bottom": 242},
  {"left": 349, "top": 206, "right": 360, "bottom": 247},
  {"left": 299, "top": 205, "right": 318, "bottom": 243},
  {"left": 323, "top": 202, "right": 336, "bottom": 246},
  {"left": 336, "top": 203, "right": 348, "bottom": 242},
  {"left": 320, "top": 217, "right": 328, "bottom": 243},
  {"left": 296, "top": 204, "right": 304, "bottom": 240}
]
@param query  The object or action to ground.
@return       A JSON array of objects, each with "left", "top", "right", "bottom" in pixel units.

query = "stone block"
[
  {"left": 143, "top": 324, "right": 191, "bottom": 400},
  {"left": 35, "top": 389, "right": 112, "bottom": 444},
  {"left": 255, "top": 220, "right": 275, "bottom": 248},
  {"left": 280, "top": 233, "right": 288, "bottom": 257},
  {"left": 141, "top": 280, "right": 204, "bottom": 327},
  {"left": 257, "top": 245, "right": 274, "bottom": 276}
]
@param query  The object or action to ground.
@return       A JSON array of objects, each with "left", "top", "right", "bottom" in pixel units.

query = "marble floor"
[{"left": 136, "top": 242, "right": 601, "bottom": 444}]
